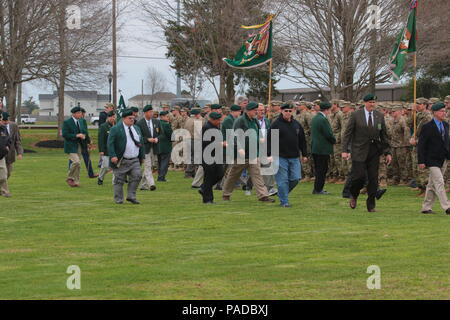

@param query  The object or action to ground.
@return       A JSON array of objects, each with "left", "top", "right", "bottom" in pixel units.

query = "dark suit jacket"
[
  {"left": 311, "top": 112, "right": 336, "bottom": 155},
  {"left": 342, "top": 109, "right": 391, "bottom": 162},
  {"left": 136, "top": 117, "right": 160, "bottom": 154},
  {"left": 107, "top": 123, "right": 145, "bottom": 166},
  {"left": 5, "top": 122, "right": 23, "bottom": 164},
  {"left": 62, "top": 117, "right": 90, "bottom": 154},
  {"left": 418, "top": 120, "right": 450, "bottom": 168}
]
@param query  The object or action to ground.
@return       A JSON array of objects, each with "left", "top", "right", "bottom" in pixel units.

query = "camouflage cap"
[
  {"left": 429, "top": 98, "right": 440, "bottom": 104},
  {"left": 391, "top": 105, "right": 403, "bottom": 112},
  {"left": 330, "top": 99, "right": 340, "bottom": 105},
  {"left": 271, "top": 100, "right": 282, "bottom": 107},
  {"left": 313, "top": 99, "right": 321, "bottom": 105},
  {"left": 416, "top": 97, "right": 429, "bottom": 104},
  {"left": 172, "top": 106, "right": 181, "bottom": 111},
  {"left": 445, "top": 95, "right": 450, "bottom": 103}
]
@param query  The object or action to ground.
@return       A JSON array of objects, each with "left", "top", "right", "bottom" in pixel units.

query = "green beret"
[
  {"left": 1, "top": 112, "right": 9, "bottom": 121},
  {"left": 211, "top": 104, "right": 222, "bottom": 110},
  {"left": 160, "top": 111, "right": 169, "bottom": 116},
  {"left": 121, "top": 109, "right": 134, "bottom": 118},
  {"left": 320, "top": 102, "right": 332, "bottom": 110},
  {"left": 230, "top": 105, "right": 241, "bottom": 112},
  {"left": 432, "top": 102, "right": 445, "bottom": 112},
  {"left": 281, "top": 103, "right": 293, "bottom": 110},
  {"left": 107, "top": 111, "right": 116, "bottom": 117},
  {"left": 81, "top": 108, "right": 86, "bottom": 113},
  {"left": 363, "top": 94, "right": 377, "bottom": 102},
  {"left": 130, "top": 107, "right": 139, "bottom": 113},
  {"left": 209, "top": 112, "right": 222, "bottom": 120},
  {"left": 71, "top": 106, "right": 82, "bottom": 114},
  {"left": 190, "top": 109, "right": 201, "bottom": 115},
  {"left": 246, "top": 102, "right": 259, "bottom": 111},
  {"left": 143, "top": 105, "right": 153, "bottom": 112}
]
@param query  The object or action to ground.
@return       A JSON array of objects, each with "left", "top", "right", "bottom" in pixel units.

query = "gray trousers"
[{"left": 113, "top": 158, "right": 142, "bottom": 202}]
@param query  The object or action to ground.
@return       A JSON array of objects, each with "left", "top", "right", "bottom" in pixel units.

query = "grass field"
[{"left": 0, "top": 130, "right": 449, "bottom": 300}]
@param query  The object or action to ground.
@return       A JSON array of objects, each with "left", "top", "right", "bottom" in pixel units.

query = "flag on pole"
[
  {"left": 389, "top": 0, "right": 418, "bottom": 81},
  {"left": 223, "top": 15, "right": 273, "bottom": 69},
  {"left": 116, "top": 93, "right": 127, "bottom": 121}
]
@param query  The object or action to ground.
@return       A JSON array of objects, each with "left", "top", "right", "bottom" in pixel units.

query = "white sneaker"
[
  {"left": 268, "top": 188, "right": 278, "bottom": 197},
  {"left": 245, "top": 190, "right": 252, "bottom": 196}
]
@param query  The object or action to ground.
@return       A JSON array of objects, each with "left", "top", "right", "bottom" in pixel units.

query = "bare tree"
[{"left": 146, "top": 66, "right": 166, "bottom": 104}]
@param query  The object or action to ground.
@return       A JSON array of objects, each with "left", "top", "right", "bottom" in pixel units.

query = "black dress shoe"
[
  {"left": 350, "top": 198, "right": 357, "bottom": 209},
  {"left": 421, "top": 210, "right": 434, "bottom": 214},
  {"left": 198, "top": 189, "right": 204, "bottom": 196},
  {"left": 115, "top": 201, "right": 123, "bottom": 205},
  {"left": 313, "top": 190, "right": 330, "bottom": 195},
  {"left": 126, "top": 199, "right": 140, "bottom": 205},
  {"left": 150, "top": 186, "right": 156, "bottom": 191},
  {"left": 98, "top": 179, "right": 103, "bottom": 186},
  {"left": 259, "top": 197, "right": 275, "bottom": 203},
  {"left": 192, "top": 186, "right": 201, "bottom": 189},
  {"left": 376, "top": 189, "right": 387, "bottom": 200},
  {"left": 446, "top": 208, "right": 450, "bottom": 215}
]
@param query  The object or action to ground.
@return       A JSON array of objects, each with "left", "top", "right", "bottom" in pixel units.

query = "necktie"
[
  {"left": 76, "top": 121, "right": 81, "bottom": 133},
  {"left": 129, "top": 127, "right": 142, "bottom": 148},
  {"left": 440, "top": 123, "right": 445, "bottom": 139},
  {"left": 368, "top": 112, "right": 373, "bottom": 128}
]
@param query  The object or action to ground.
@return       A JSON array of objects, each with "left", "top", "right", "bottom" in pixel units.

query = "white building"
[{"left": 38, "top": 91, "right": 110, "bottom": 117}]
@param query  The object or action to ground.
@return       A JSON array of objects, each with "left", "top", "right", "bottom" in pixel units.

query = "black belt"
[{"left": 123, "top": 157, "right": 138, "bottom": 160}]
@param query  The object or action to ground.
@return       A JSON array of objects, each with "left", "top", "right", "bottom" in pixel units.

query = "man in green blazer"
[
  {"left": 97, "top": 111, "right": 116, "bottom": 185},
  {"left": 311, "top": 102, "right": 336, "bottom": 195},
  {"left": 157, "top": 111, "right": 173, "bottom": 182},
  {"left": 62, "top": 106, "right": 90, "bottom": 187},
  {"left": 108, "top": 109, "right": 145, "bottom": 204}
]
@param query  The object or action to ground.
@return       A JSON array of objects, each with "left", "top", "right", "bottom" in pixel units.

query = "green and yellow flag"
[
  {"left": 389, "top": 0, "right": 418, "bottom": 81},
  {"left": 116, "top": 94, "right": 127, "bottom": 122},
  {"left": 223, "top": 15, "right": 273, "bottom": 69}
]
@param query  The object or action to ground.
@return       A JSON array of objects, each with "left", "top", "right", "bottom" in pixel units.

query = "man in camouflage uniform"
[
  {"left": 171, "top": 106, "right": 185, "bottom": 170},
  {"left": 411, "top": 98, "right": 433, "bottom": 196},
  {"left": 295, "top": 101, "right": 314, "bottom": 181},
  {"left": 268, "top": 101, "right": 282, "bottom": 123},
  {"left": 328, "top": 99, "right": 344, "bottom": 183},
  {"left": 403, "top": 104, "right": 415, "bottom": 184},
  {"left": 340, "top": 102, "right": 354, "bottom": 180},
  {"left": 387, "top": 105, "right": 411, "bottom": 185}
]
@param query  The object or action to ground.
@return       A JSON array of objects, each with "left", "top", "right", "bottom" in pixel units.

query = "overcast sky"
[{"left": 23, "top": 3, "right": 297, "bottom": 106}]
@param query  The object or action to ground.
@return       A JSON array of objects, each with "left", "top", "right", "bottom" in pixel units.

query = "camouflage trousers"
[
  {"left": 391, "top": 147, "right": 409, "bottom": 184},
  {"left": 329, "top": 144, "right": 343, "bottom": 179},
  {"left": 405, "top": 146, "right": 414, "bottom": 182},
  {"left": 379, "top": 155, "right": 387, "bottom": 185},
  {"left": 412, "top": 146, "right": 429, "bottom": 188}
]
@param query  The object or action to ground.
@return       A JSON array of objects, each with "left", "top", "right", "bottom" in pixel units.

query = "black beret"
[
  {"left": 320, "top": 102, "right": 332, "bottom": 110},
  {"left": 130, "top": 107, "right": 139, "bottom": 113},
  {"left": 281, "top": 103, "right": 293, "bottom": 110},
  {"left": 121, "top": 109, "right": 134, "bottom": 118},
  {"left": 71, "top": 106, "right": 82, "bottom": 114},
  {"left": 1, "top": 112, "right": 9, "bottom": 121},
  {"left": 230, "top": 105, "right": 241, "bottom": 112},
  {"left": 107, "top": 111, "right": 116, "bottom": 117},
  {"left": 431, "top": 102, "right": 445, "bottom": 112},
  {"left": 160, "top": 111, "right": 169, "bottom": 116},
  {"left": 143, "top": 105, "right": 153, "bottom": 112},
  {"left": 363, "top": 94, "right": 377, "bottom": 102},
  {"left": 209, "top": 112, "right": 222, "bottom": 120},
  {"left": 246, "top": 102, "right": 259, "bottom": 111}
]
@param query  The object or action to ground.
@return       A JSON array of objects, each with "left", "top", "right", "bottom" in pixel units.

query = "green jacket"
[
  {"left": 311, "top": 112, "right": 336, "bottom": 155},
  {"left": 98, "top": 121, "right": 113, "bottom": 155},
  {"left": 62, "top": 117, "right": 90, "bottom": 154},
  {"left": 233, "top": 113, "right": 261, "bottom": 159},
  {"left": 136, "top": 117, "right": 161, "bottom": 154},
  {"left": 157, "top": 120, "right": 173, "bottom": 154},
  {"left": 221, "top": 114, "right": 236, "bottom": 139},
  {"left": 107, "top": 123, "right": 145, "bottom": 164}
]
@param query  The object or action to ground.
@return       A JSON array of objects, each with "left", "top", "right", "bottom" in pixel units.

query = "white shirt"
[
  {"left": 258, "top": 117, "right": 267, "bottom": 138},
  {"left": 364, "top": 108, "right": 374, "bottom": 126},
  {"left": 146, "top": 118, "right": 154, "bottom": 137},
  {"left": 123, "top": 122, "right": 140, "bottom": 159},
  {"left": 72, "top": 117, "right": 80, "bottom": 130},
  {"left": 5, "top": 123, "right": 10, "bottom": 135}
]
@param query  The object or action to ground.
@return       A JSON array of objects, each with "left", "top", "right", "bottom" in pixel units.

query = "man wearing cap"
[
  {"left": 62, "top": 107, "right": 90, "bottom": 187},
  {"left": 268, "top": 101, "right": 282, "bottom": 123},
  {"left": 342, "top": 94, "right": 392, "bottom": 212},
  {"left": 328, "top": 100, "right": 344, "bottom": 183},
  {"left": 387, "top": 106, "right": 410, "bottom": 185},
  {"left": 99, "top": 103, "right": 115, "bottom": 127},
  {"left": 269, "top": 103, "right": 308, "bottom": 207},
  {"left": 222, "top": 101, "right": 275, "bottom": 203},
  {"left": 184, "top": 108, "right": 203, "bottom": 179},
  {"left": 137, "top": 105, "right": 160, "bottom": 190},
  {"left": 418, "top": 102, "right": 450, "bottom": 215},
  {"left": 157, "top": 111, "right": 173, "bottom": 182},
  {"left": 311, "top": 102, "right": 336, "bottom": 195},
  {"left": 295, "top": 102, "right": 314, "bottom": 181},
  {"left": 107, "top": 109, "right": 145, "bottom": 204},
  {"left": 97, "top": 111, "right": 116, "bottom": 185},
  {"left": 410, "top": 98, "right": 433, "bottom": 196},
  {"left": 0, "top": 112, "right": 23, "bottom": 193},
  {"left": 198, "top": 112, "right": 226, "bottom": 204},
  {"left": 220, "top": 105, "right": 242, "bottom": 188},
  {"left": 0, "top": 112, "right": 12, "bottom": 197},
  {"left": 79, "top": 108, "right": 97, "bottom": 179}
]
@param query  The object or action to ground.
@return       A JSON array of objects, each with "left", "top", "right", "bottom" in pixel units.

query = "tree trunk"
[
  {"left": 5, "top": 81, "right": 17, "bottom": 119},
  {"left": 219, "top": 73, "right": 227, "bottom": 105},
  {"left": 225, "top": 71, "right": 235, "bottom": 107}
]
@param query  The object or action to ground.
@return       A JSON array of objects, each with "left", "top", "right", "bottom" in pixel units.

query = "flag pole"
[
  {"left": 413, "top": 53, "right": 417, "bottom": 139},
  {"left": 268, "top": 59, "right": 273, "bottom": 106}
]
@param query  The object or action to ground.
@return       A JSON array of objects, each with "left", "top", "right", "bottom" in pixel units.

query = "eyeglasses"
[{"left": 283, "top": 110, "right": 293, "bottom": 113}]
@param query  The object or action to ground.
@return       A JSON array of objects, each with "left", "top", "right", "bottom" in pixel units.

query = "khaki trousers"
[
  {"left": 140, "top": 152, "right": 156, "bottom": 189},
  {"left": 68, "top": 148, "right": 82, "bottom": 184},
  {"left": 422, "top": 161, "right": 450, "bottom": 211},
  {"left": 223, "top": 160, "right": 269, "bottom": 199},
  {"left": 0, "top": 157, "right": 9, "bottom": 196}
]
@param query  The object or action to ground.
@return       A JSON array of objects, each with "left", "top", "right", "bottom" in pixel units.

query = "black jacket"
[
  {"left": 202, "top": 120, "right": 223, "bottom": 164},
  {"left": 418, "top": 120, "right": 450, "bottom": 168},
  {"left": 0, "top": 125, "right": 11, "bottom": 160},
  {"left": 269, "top": 115, "right": 308, "bottom": 158}
]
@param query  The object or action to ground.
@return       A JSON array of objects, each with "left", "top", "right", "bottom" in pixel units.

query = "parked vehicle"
[
  {"left": 90, "top": 116, "right": 100, "bottom": 126},
  {"left": 21, "top": 114, "right": 37, "bottom": 124}
]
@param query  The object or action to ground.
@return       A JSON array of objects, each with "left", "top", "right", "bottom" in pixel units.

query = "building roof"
[{"left": 129, "top": 92, "right": 178, "bottom": 101}]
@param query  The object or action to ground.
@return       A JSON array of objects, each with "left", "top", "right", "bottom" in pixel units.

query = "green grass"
[{"left": 0, "top": 130, "right": 449, "bottom": 300}]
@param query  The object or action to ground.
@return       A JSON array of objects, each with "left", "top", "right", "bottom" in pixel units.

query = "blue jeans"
[{"left": 275, "top": 157, "right": 301, "bottom": 205}]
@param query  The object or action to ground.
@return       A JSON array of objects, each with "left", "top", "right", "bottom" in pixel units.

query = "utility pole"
[
  {"left": 141, "top": 79, "right": 144, "bottom": 110},
  {"left": 112, "top": 0, "right": 118, "bottom": 106},
  {"left": 176, "top": 0, "right": 182, "bottom": 98}
]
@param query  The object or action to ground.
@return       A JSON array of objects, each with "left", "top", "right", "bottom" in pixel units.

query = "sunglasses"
[{"left": 283, "top": 110, "right": 293, "bottom": 113}]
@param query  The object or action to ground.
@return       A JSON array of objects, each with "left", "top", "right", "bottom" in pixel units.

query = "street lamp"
[{"left": 108, "top": 72, "right": 113, "bottom": 103}]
